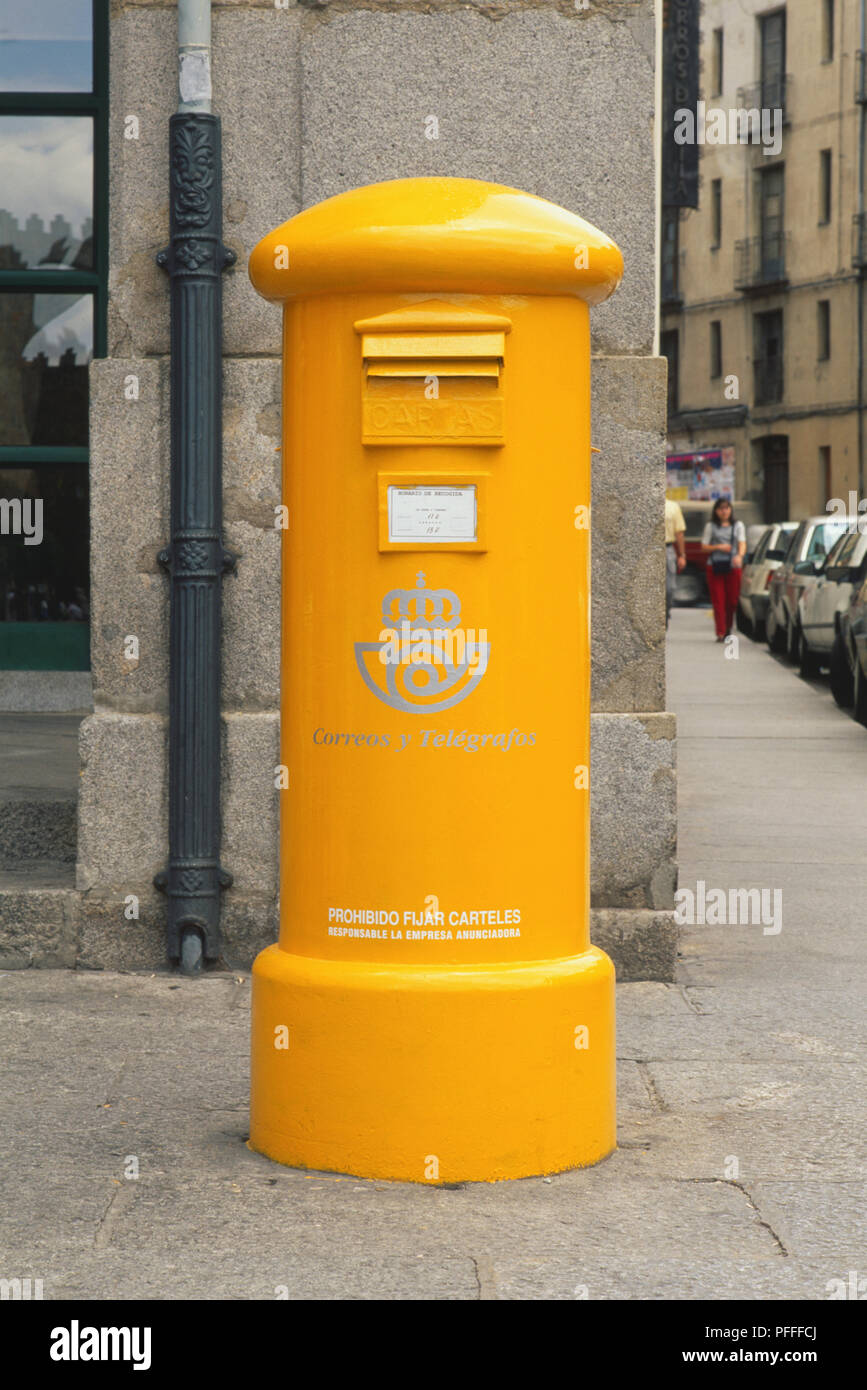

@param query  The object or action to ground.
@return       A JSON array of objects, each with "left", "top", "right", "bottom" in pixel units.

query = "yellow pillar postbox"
[{"left": 248, "top": 178, "right": 623, "bottom": 1183}]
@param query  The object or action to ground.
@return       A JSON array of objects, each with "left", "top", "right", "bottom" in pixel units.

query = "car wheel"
[
  {"left": 766, "top": 608, "right": 784, "bottom": 653},
  {"left": 784, "top": 617, "right": 799, "bottom": 663},
  {"left": 798, "top": 628, "right": 820, "bottom": 678},
  {"left": 736, "top": 602, "right": 752, "bottom": 637},
  {"left": 751, "top": 616, "right": 766, "bottom": 643},
  {"left": 854, "top": 660, "right": 867, "bottom": 728},
  {"left": 830, "top": 634, "right": 854, "bottom": 707}
]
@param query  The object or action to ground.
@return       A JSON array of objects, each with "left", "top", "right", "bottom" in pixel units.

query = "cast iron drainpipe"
[{"left": 154, "top": 0, "right": 236, "bottom": 974}]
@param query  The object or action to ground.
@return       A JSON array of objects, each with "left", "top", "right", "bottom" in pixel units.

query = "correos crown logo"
[{"left": 354, "top": 572, "right": 489, "bottom": 713}]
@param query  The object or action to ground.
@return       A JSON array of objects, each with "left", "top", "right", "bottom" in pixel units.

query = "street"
[{"left": 1, "top": 608, "right": 864, "bottom": 1300}]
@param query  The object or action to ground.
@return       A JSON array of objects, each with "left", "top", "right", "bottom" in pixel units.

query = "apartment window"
[
  {"left": 822, "top": 0, "right": 835, "bottom": 63},
  {"left": 763, "top": 436, "right": 790, "bottom": 520},
  {"left": 760, "top": 9, "right": 787, "bottom": 113},
  {"left": 711, "top": 29, "right": 724, "bottom": 97},
  {"left": 661, "top": 329, "right": 679, "bottom": 419},
  {"left": 754, "top": 310, "right": 784, "bottom": 405},
  {"left": 661, "top": 206, "right": 680, "bottom": 304},
  {"left": 819, "top": 149, "right": 832, "bottom": 224},
  {"left": 0, "top": 0, "right": 109, "bottom": 672},
  {"left": 710, "top": 321, "right": 722, "bottom": 379},
  {"left": 759, "top": 165, "right": 785, "bottom": 280},
  {"left": 820, "top": 446, "right": 832, "bottom": 504},
  {"left": 818, "top": 300, "right": 831, "bottom": 360},
  {"left": 711, "top": 179, "right": 722, "bottom": 249}
]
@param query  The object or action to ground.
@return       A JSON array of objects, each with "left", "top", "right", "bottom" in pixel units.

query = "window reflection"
[
  {"left": 0, "top": 117, "right": 93, "bottom": 269},
  {"left": 0, "top": 293, "right": 92, "bottom": 446},
  {"left": 0, "top": 0, "right": 93, "bottom": 93}
]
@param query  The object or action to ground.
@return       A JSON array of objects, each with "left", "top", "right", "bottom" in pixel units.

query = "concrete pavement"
[{"left": 0, "top": 608, "right": 864, "bottom": 1299}]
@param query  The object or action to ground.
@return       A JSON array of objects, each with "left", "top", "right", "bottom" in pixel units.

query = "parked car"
[
  {"left": 829, "top": 557, "right": 864, "bottom": 708},
  {"left": 838, "top": 562, "right": 867, "bottom": 722},
  {"left": 766, "top": 516, "right": 857, "bottom": 658},
  {"left": 675, "top": 499, "right": 763, "bottom": 606},
  {"left": 745, "top": 523, "right": 769, "bottom": 557},
  {"left": 796, "top": 529, "right": 867, "bottom": 677},
  {"left": 737, "top": 522, "right": 797, "bottom": 640}
]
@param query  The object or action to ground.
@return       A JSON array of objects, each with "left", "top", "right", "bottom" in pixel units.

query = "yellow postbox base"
[{"left": 249, "top": 943, "right": 616, "bottom": 1184}]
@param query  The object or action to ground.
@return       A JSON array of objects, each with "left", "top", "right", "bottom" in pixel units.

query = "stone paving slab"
[{"left": 0, "top": 611, "right": 864, "bottom": 1299}]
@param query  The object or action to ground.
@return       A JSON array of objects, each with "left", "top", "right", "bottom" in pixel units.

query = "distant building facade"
[{"left": 661, "top": 0, "right": 862, "bottom": 520}]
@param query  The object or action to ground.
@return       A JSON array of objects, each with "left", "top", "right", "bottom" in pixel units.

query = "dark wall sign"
[{"left": 662, "top": 0, "right": 699, "bottom": 208}]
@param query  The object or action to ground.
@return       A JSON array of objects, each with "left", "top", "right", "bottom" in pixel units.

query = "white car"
[
  {"left": 737, "top": 522, "right": 797, "bottom": 641},
  {"left": 767, "top": 515, "right": 858, "bottom": 657},
  {"left": 796, "top": 528, "right": 867, "bottom": 677}
]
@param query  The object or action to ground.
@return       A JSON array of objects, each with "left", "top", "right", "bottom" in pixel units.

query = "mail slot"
[
  {"left": 359, "top": 306, "right": 508, "bottom": 446},
  {"left": 247, "top": 177, "right": 624, "bottom": 1183},
  {"left": 363, "top": 333, "right": 504, "bottom": 381}
]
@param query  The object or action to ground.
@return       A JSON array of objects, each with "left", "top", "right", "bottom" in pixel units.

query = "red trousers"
[{"left": 707, "top": 566, "right": 741, "bottom": 638}]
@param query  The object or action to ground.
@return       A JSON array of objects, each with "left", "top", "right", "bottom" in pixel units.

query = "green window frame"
[{"left": 0, "top": 0, "right": 108, "bottom": 670}]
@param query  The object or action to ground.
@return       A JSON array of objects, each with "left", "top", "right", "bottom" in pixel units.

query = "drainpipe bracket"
[
  {"left": 154, "top": 866, "right": 233, "bottom": 897},
  {"left": 156, "top": 239, "right": 236, "bottom": 277},
  {"left": 158, "top": 545, "right": 236, "bottom": 575},
  {"left": 158, "top": 861, "right": 234, "bottom": 963}
]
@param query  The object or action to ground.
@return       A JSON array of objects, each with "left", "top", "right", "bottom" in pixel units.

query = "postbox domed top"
[{"left": 248, "top": 177, "right": 623, "bottom": 305}]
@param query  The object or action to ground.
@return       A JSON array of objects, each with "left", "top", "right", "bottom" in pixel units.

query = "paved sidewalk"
[{"left": 0, "top": 610, "right": 864, "bottom": 1299}]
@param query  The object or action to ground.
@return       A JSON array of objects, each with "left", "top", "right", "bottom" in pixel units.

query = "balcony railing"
[
  {"left": 736, "top": 76, "right": 790, "bottom": 126},
  {"left": 734, "top": 233, "right": 789, "bottom": 291},
  {"left": 754, "top": 360, "right": 784, "bottom": 406}
]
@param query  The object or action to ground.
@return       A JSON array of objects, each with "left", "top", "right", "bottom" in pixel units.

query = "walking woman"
[{"left": 702, "top": 498, "right": 746, "bottom": 641}]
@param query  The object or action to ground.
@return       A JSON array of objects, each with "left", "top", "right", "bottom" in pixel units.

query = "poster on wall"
[{"left": 666, "top": 447, "right": 736, "bottom": 501}]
